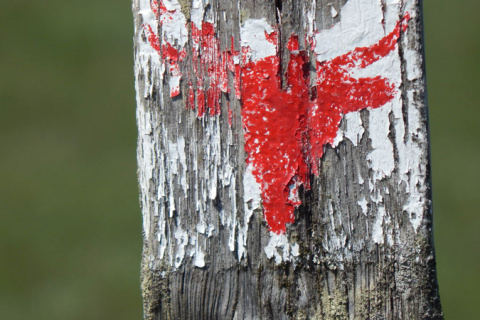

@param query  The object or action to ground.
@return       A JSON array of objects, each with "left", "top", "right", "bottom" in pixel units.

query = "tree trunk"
[{"left": 132, "top": 0, "right": 442, "bottom": 319}]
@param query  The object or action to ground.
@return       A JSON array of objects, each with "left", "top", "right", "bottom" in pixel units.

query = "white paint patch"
[
  {"left": 344, "top": 111, "right": 365, "bottom": 146},
  {"left": 174, "top": 227, "right": 189, "bottom": 269},
  {"left": 241, "top": 19, "right": 277, "bottom": 61},
  {"left": 305, "top": 0, "right": 316, "bottom": 41},
  {"left": 238, "top": 164, "right": 261, "bottom": 260},
  {"left": 137, "top": 109, "right": 155, "bottom": 240},
  {"left": 160, "top": 0, "right": 188, "bottom": 49},
  {"left": 191, "top": 0, "right": 210, "bottom": 29},
  {"left": 135, "top": 0, "right": 162, "bottom": 97},
  {"left": 311, "top": 0, "right": 427, "bottom": 242},
  {"left": 315, "top": 0, "right": 403, "bottom": 189},
  {"left": 399, "top": 90, "right": 428, "bottom": 232},
  {"left": 193, "top": 249, "right": 206, "bottom": 268},
  {"left": 367, "top": 101, "right": 395, "bottom": 182},
  {"left": 264, "top": 232, "right": 300, "bottom": 264},
  {"left": 358, "top": 197, "right": 368, "bottom": 215},
  {"left": 321, "top": 201, "right": 351, "bottom": 267},
  {"left": 404, "top": 48, "right": 422, "bottom": 81},
  {"left": 370, "top": 190, "right": 383, "bottom": 204},
  {"left": 315, "top": 0, "right": 387, "bottom": 62},
  {"left": 372, "top": 206, "right": 385, "bottom": 244},
  {"left": 392, "top": 2, "right": 427, "bottom": 233},
  {"left": 287, "top": 179, "right": 301, "bottom": 205},
  {"left": 358, "top": 174, "right": 364, "bottom": 185},
  {"left": 330, "top": 5, "right": 339, "bottom": 18},
  {"left": 167, "top": 137, "right": 188, "bottom": 196},
  {"left": 331, "top": 125, "right": 344, "bottom": 148},
  {"left": 205, "top": 117, "right": 221, "bottom": 201}
]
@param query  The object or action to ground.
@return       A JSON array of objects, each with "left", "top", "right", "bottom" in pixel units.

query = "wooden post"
[{"left": 132, "top": 0, "right": 442, "bottom": 319}]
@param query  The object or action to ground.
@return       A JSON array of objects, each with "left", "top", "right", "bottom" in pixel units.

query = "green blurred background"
[{"left": 0, "top": 1, "right": 477, "bottom": 319}]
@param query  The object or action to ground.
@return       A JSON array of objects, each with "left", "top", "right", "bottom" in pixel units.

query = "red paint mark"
[
  {"left": 142, "top": 1, "right": 187, "bottom": 97},
  {"left": 191, "top": 22, "right": 225, "bottom": 116},
  {"left": 228, "top": 105, "right": 233, "bottom": 127},
  {"left": 151, "top": 0, "right": 159, "bottom": 17},
  {"left": 241, "top": 49, "right": 311, "bottom": 233},
  {"left": 197, "top": 87, "right": 205, "bottom": 117},
  {"left": 144, "top": 24, "right": 160, "bottom": 53},
  {"left": 143, "top": 5, "right": 241, "bottom": 113},
  {"left": 287, "top": 34, "right": 299, "bottom": 51},
  {"left": 187, "top": 82, "right": 195, "bottom": 110},
  {"left": 140, "top": 6, "right": 410, "bottom": 233},
  {"left": 265, "top": 30, "right": 278, "bottom": 46},
  {"left": 162, "top": 42, "right": 186, "bottom": 97},
  {"left": 308, "top": 13, "right": 410, "bottom": 173},
  {"left": 241, "top": 16, "right": 410, "bottom": 234}
]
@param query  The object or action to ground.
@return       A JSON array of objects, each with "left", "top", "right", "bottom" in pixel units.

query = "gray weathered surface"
[{"left": 133, "top": 0, "right": 442, "bottom": 319}]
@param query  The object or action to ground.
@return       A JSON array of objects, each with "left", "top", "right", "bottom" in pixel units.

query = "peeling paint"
[
  {"left": 135, "top": 0, "right": 427, "bottom": 269},
  {"left": 344, "top": 111, "right": 365, "bottom": 146},
  {"left": 264, "top": 232, "right": 300, "bottom": 264},
  {"left": 372, "top": 205, "right": 385, "bottom": 244},
  {"left": 238, "top": 164, "right": 261, "bottom": 260},
  {"left": 174, "top": 227, "right": 188, "bottom": 269},
  {"left": 358, "top": 197, "right": 368, "bottom": 215}
]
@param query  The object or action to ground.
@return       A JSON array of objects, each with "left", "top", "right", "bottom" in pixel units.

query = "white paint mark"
[
  {"left": 305, "top": 0, "right": 316, "bottom": 42},
  {"left": 194, "top": 249, "right": 206, "bottom": 268},
  {"left": 344, "top": 111, "right": 365, "bottom": 146},
  {"left": 370, "top": 191, "right": 383, "bottom": 204},
  {"left": 400, "top": 90, "right": 428, "bottom": 232},
  {"left": 160, "top": 0, "right": 188, "bottom": 48},
  {"left": 330, "top": 5, "right": 338, "bottom": 18},
  {"left": 264, "top": 232, "right": 300, "bottom": 264},
  {"left": 367, "top": 101, "right": 395, "bottom": 182},
  {"left": 372, "top": 206, "right": 385, "bottom": 244},
  {"left": 331, "top": 125, "right": 344, "bottom": 148},
  {"left": 358, "top": 197, "right": 368, "bottom": 215},
  {"left": 174, "top": 227, "right": 189, "bottom": 269},
  {"left": 315, "top": 0, "right": 386, "bottom": 62},
  {"left": 241, "top": 19, "right": 277, "bottom": 61},
  {"left": 358, "top": 173, "right": 364, "bottom": 185},
  {"left": 384, "top": 213, "right": 393, "bottom": 246},
  {"left": 405, "top": 48, "right": 422, "bottom": 81},
  {"left": 191, "top": 0, "right": 210, "bottom": 29},
  {"left": 135, "top": 0, "right": 162, "bottom": 97},
  {"left": 227, "top": 175, "right": 237, "bottom": 252},
  {"left": 238, "top": 164, "right": 261, "bottom": 260}
]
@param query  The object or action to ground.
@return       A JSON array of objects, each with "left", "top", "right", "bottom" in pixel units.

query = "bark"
[{"left": 133, "top": 0, "right": 442, "bottom": 319}]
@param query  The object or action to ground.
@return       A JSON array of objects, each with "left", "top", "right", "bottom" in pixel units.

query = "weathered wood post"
[{"left": 133, "top": 0, "right": 442, "bottom": 319}]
